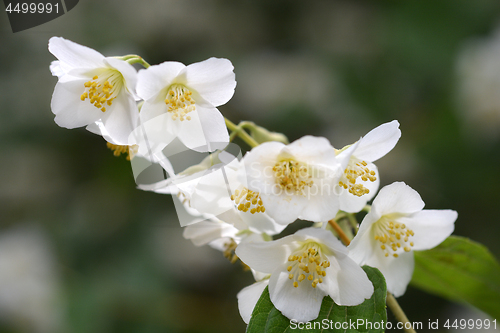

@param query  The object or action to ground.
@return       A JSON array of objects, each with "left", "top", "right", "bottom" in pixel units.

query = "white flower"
[
  {"left": 136, "top": 58, "right": 235, "bottom": 152},
  {"left": 336, "top": 120, "right": 401, "bottom": 213},
  {"left": 235, "top": 227, "right": 374, "bottom": 322},
  {"left": 348, "top": 182, "right": 457, "bottom": 297},
  {"left": 139, "top": 148, "right": 286, "bottom": 235},
  {"left": 49, "top": 37, "right": 139, "bottom": 145},
  {"left": 241, "top": 136, "right": 344, "bottom": 225}
]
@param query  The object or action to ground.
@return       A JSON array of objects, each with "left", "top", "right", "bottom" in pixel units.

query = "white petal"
[
  {"left": 136, "top": 61, "right": 186, "bottom": 101},
  {"left": 242, "top": 142, "right": 285, "bottom": 193},
  {"left": 348, "top": 213, "right": 380, "bottom": 264},
  {"left": 399, "top": 210, "right": 457, "bottom": 251},
  {"left": 176, "top": 109, "right": 216, "bottom": 152},
  {"left": 183, "top": 220, "right": 239, "bottom": 247},
  {"left": 287, "top": 136, "right": 338, "bottom": 167},
  {"left": 372, "top": 182, "right": 425, "bottom": 217},
  {"left": 295, "top": 227, "right": 349, "bottom": 255},
  {"left": 189, "top": 167, "right": 237, "bottom": 217},
  {"left": 85, "top": 122, "right": 101, "bottom": 135},
  {"left": 237, "top": 280, "right": 269, "bottom": 324},
  {"left": 216, "top": 209, "right": 249, "bottom": 231},
  {"left": 364, "top": 250, "right": 414, "bottom": 297},
  {"left": 235, "top": 236, "right": 296, "bottom": 273},
  {"left": 239, "top": 211, "right": 287, "bottom": 235},
  {"left": 259, "top": 192, "right": 308, "bottom": 225},
  {"left": 182, "top": 57, "right": 236, "bottom": 107},
  {"left": 48, "top": 37, "right": 105, "bottom": 70},
  {"left": 354, "top": 120, "right": 401, "bottom": 162},
  {"left": 100, "top": 91, "right": 139, "bottom": 145},
  {"left": 298, "top": 190, "right": 340, "bottom": 222},
  {"left": 331, "top": 254, "right": 374, "bottom": 305},
  {"left": 196, "top": 106, "right": 230, "bottom": 151},
  {"left": 51, "top": 77, "right": 103, "bottom": 128},
  {"left": 335, "top": 140, "right": 361, "bottom": 171},
  {"left": 49, "top": 60, "right": 65, "bottom": 77},
  {"left": 138, "top": 103, "right": 178, "bottom": 148},
  {"left": 268, "top": 266, "right": 326, "bottom": 322},
  {"left": 104, "top": 57, "right": 139, "bottom": 99}
]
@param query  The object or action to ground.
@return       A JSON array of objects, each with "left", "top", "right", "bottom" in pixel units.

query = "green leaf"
[
  {"left": 411, "top": 235, "right": 500, "bottom": 318},
  {"left": 246, "top": 266, "right": 387, "bottom": 333}
]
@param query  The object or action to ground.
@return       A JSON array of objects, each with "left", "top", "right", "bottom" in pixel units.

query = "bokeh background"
[{"left": 1, "top": 1, "right": 500, "bottom": 332}]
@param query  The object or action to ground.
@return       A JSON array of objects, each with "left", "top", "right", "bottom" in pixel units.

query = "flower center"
[
  {"left": 231, "top": 187, "right": 266, "bottom": 214},
  {"left": 106, "top": 142, "right": 138, "bottom": 161},
  {"left": 287, "top": 243, "right": 330, "bottom": 289},
  {"left": 165, "top": 84, "right": 195, "bottom": 121},
  {"left": 273, "top": 160, "right": 313, "bottom": 195},
  {"left": 373, "top": 217, "right": 414, "bottom": 258},
  {"left": 338, "top": 159, "right": 376, "bottom": 197},
  {"left": 81, "top": 72, "right": 122, "bottom": 112}
]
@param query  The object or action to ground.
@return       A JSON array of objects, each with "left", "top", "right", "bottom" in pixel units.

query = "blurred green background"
[{"left": 1, "top": 0, "right": 500, "bottom": 332}]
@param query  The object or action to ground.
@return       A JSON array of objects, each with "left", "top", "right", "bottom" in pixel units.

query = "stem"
[
  {"left": 362, "top": 205, "right": 372, "bottom": 213},
  {"left": 328, "top": 219, "right": 351, "bottom": 246},
  {"left": 126, "top": 56, "right": 151, "bottom": 68},
  {"left": 347, "top": 213, "right": 359, "bottom": 231},
  {"left": 386, "top": 292, "right": 417, "bottom": 333},
  {"left": 224, "top": 117, "right": 259, "bottom": 148}
]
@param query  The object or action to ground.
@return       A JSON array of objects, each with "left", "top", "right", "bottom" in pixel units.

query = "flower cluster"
[{"left": 49, "top": 37, "right": 458, "bottom": 325}]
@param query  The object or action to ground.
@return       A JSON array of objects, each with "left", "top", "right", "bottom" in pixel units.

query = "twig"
[
  {"left": 328, "top": 219, "right": 351, "bottom": 246},
  {"left": 386, "top": 292, "right": 417, "bottom": 333}
]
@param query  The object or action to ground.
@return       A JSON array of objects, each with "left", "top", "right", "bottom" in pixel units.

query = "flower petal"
[
  {"left": 287, "top": 136, "right": 338, "bottom": 167},
  {"left": 100, "top": 90, "right": 139, "bottom": 145},
  {"left": 136, "top": 61, "right": 186, "bottom": 101},
  {"left": 364, "top": 250, "right": 414, "bottom": 297},
  {"left": 354, "top": 120, "right": 401, "bottom": 162},
  {"left": 348, "top": 212, "right": 380, "bottom": 264},
  {"left": 51, "top": 77, "right": 103, "bottom": 128},
  {"left": 48, "top": 37, "right": 105, "bottom": 70},
  {"left": 237, "top": 280, "right": 269, "bottom": 324},
  {"left": 49, "top": 60, "right": 65, "bottom": 77},
  {"left": 182, "top": 57, "right": 236, "bottom": 107},
  {"left": 235, "top": 236, "right": 296, "bottom": 273},
  {"left": 239, "top": 211, "right": 287, "bottom": 235},
  {"left": 242, "top": 141, "right": 285, "bottom": 192},
  {"left": 195, "top": 106, "right": 230, "bottom": 151},
  {"left": 295, "top": 227, "right": 349, "bottom": 255},
  {"left": 104, "top": 57, "right": 139, "bottom": 100},
  {"left": 138, "top": 103, "right": 178, "bottom": 149},
  {"left": 372, "top": 182, "right": 425, "bottom": 218},
  {"left": 176, "top": 109, "right": 217, "bottom": 152},
  {"left": 259, "top": 192, "right": 308, "bottom": 225},
  {"left": 268, "top": 265, "right": 326, "bottom": 322},
  {"left": 189, "top": 167, "right": 238, "bottom": 217},
  {"left": 400, "top": 209, "right": 457, "bottom": 251},
  {"left": 183, "top": 219, "right": 239, "bottom": 247},
  {"left": 330, "top": 254, "right": 374, "bottom": 306},
  {"left": 298, "top": 189, "right": 340, "bottom": 222}
]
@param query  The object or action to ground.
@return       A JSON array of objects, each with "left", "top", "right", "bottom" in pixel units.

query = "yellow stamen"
[
  {"left": 165, "top": 84, "right": 196, "bottom": 121},
  {"left": 338, "top": 159, "right": 377, "bottom": 197},
  {"left": 231, "top": 187, "right": 266, "bottom": 214}
]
